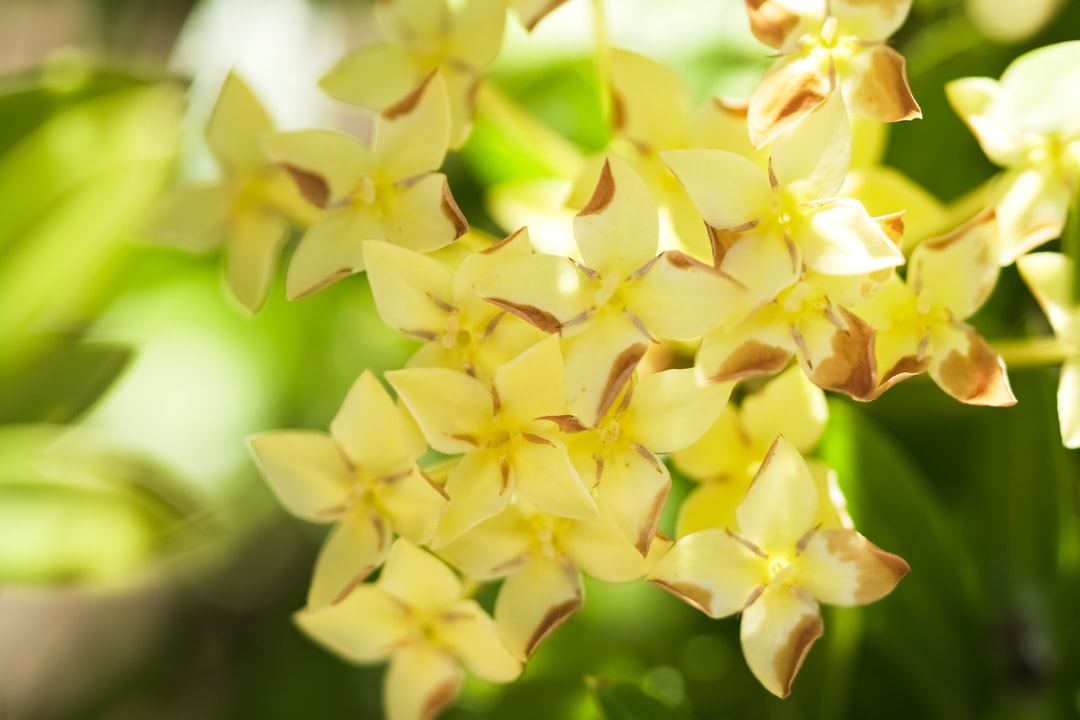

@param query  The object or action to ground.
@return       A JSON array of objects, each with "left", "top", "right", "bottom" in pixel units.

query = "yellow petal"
[
  {"left": 434, "top": 449, "right": 513, "bottom": 546},
  {"left": 248, "top": 431, "right": 351, "bottom": 522},
  {"left": 736, "top": 436, "right": 818, "bottom": 552},
  {"left": 622, "top": 368, "right": 732, "bottom": 454},
  {"left": 747, "top": 54, "right": 831, "bottom": 148},
  {"left": 910, "top": 209, "right": 1000, "bottom": 320},
  {"left": 331, "top": 370, "right": 413, "bottom": 472},
  {"left": 381, "top": 173, "right": 468, "bottom": 253},
  {"left": 511, "top": 0, "right": 568, "bottom": 30},
  {"left": 675, "top": 479, "right": 752, "bottom": 537},
  {"left": 307, "top": 507, "right": 392, "bottom": 608},
  {"left": 840, "top": 167, "right": 947, "bottom": 250},
  {"left": 376, "top": 0, "right": 451, "bottom": 42},
  {"left": 512, "top": 438, "right": 597, "bottom": 520},
  {"left": 477, "top": 252, "right": 595, "bottom": 333},
  {"left": 831, "top": 0, "right": 913, "bottom": 40},
  {"left": 294, "top": 585, "right": 412, "bottom": 662},
  {"left": 1016, "top": 251, "right": 1076, "bottom": 337},
  {"left": 739, "top": 584, "right": 822, "bottom": 698},
  {"left": 795, "top": 528, "right": 909, "bottom": 606},
  {"left": 1058, "top": 358, "right": 1080, "bottom": 449},
  {"left": 437, "top": 503, "right": 533, "bottom": 580},
  {"left": 793, "top": 303, "right": 879, "bottom": 401},
  {"left": 717, "top": 232, "right": 802, "bottom": 316},
  {"left": 573, "top": 157, "right": 660, "bottom": 278},
  {"left": 375, "top": 73, "right": 452, "bottom": 180},
  {"left": 594, "top": 444, "right": 670, "bottom": 555},
  {"left": 945, "top": 77, "right": 1025, "bottom": 167},
  {"left": 740, "top": 364, "right": 828, "bottom": 452},
  {"left": 695, "top": 308, "right": 795, "bottom": 383},
  {"left": 380, "top": 538, "right": 463, "bottom": 611},
  {"left": 386, "top": 367, "right": 493, "bottom": 455},
  {"left": 627, "top": 251, "right": 745, "bottom": 339},
  {"left": 797, "top": 197, "right": 905, "bottom": 276},
  {"left": 206, "top": 72, "right": 274, "bottom": 175},
  {"left": 263, "top": 129, "right": 374, "bottom": 206},
  {"left": 454, "top": 226, "right": 535, "bottom": 321},
  {"left": 672, "top": 404, "right": 752, "bottom": 482},
  {"left": 436, "top": 600, "right": 522, "bottom": 682},
  {"left": 996, "top": 166, "right": 1070, "bottom": 264},
  {"left": 363, "top": 240, "right": 455, "bottom": 341},
  {"left": 842, "top": 44, "right": 921, "bottom": 124},
  {"left": 495, "top": 554, "right": 582, "bottom": 660},
  {"left": 385, "top": 645, "right": 462, "bottom": 720},
  {"left": 562, "top": 310, "right": 649, "bottom": 426},
  {"left": 448, "top": 0, "right": 507, "bottom": 68},
  {"left": 285, "top": 208, "right": 380, "bottom": 299},
  {"left": 663, "top": 148, "right": 771, "bottom": 230},
  {"left": 493, "top": 335, "right": 567, "bottom": 427},
  {"left": 378, "top": 467, "right": 449, "bottom": 545},
  {"left": 771, "top": 90, "right": 851, "bottom": 199},
  {"left": 927, "top": 323, "right": 1016, "bottom": 406},
  {"left": 223, "top": 209, "right": 290, "bottom": 313},
  {"left": 561, "top": 512, "right": 650, "bottom": 581},
  {"left": 647, "top": 528, "right": 765, "bottom": 618},
  {"left": 319, "top": 41, "right": 429, "bottom": 110},
  {"left": 142, "top": 183, "right": 230, "bottom": 252},
  {"left": 744, "top": 0, "right": 823, "bottom": 51},
  {"left": 609, "top": 48, "right": 690, "bottom": 150}
]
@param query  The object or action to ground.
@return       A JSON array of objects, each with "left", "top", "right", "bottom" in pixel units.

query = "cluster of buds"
[{"left": 148, "top": 0, "right": 1080, "bottom": 716}]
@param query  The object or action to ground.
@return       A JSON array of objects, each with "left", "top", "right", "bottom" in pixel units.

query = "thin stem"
[{"left": 993, "top": 336, "right": 1072, "bottom": 367}]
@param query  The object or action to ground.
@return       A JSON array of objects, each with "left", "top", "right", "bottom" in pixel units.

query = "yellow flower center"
[{"left": 767, "top": 555, "right": 797, "bottom": 587}]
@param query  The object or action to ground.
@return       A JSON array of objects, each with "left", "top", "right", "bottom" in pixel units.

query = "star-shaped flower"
[
  {"left": 264, "top": 74, "right": 467, "bottom": 298},
  {"left": 249, "top": 370, "right": 447, "bottom": 608},
  {"left": 649, "top": 436, "right": 909, "bottom": 697},
  {"left": 744, "top": 0, "right": 921, "bottom": 146},
  {"left": 297, "top": 539, "right": 521, "bottom": 720}
]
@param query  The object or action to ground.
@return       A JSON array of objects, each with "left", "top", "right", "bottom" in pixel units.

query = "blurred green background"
[{"left": 1, "top": 0, "right": 1079, "bottom": 718}]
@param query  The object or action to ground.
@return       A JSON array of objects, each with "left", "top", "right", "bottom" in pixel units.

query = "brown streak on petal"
[
  {"left": 650, "top": 579, "right": 716, "bottom": 617},
  {"left": 745, "top": 0, "right": 801, "bottom": 49},
  {"left": 708, "top": 341, "right": 792, "bottom": 382},
  {"left": 485, "top": 298, "right": 563, "bottom": 333},
  {"left": 441, "top": 180, "right": 469, "bottom": 238},
  {"left": 421, "top": 470, "right": 451, "bottom": 500},
  {"left": 713, "top": 97, "right": 749, "bottom": 118},
  {"left": 632, "top": 442, "right": 664, "bottom": 473},
  {"left": 749, "top": 64, "right": 829, "bottom": 147},
  {"left": 822, "top": 529, "right": 910, "bottom": 604},
  {"left": 609, "top": 87, "right": 627, "bottom": 134},
  {"left": 292, "top": 268, "right": 353, "bottom": 299},
  {"left": 876, "top": 211, "right": 905, "bottom": 247},
  {"left": 426, "top": 292, "right": 457, "bottom": 314},
  {"left": 450, "top": 433, "right": 479, "bottom": 446},
  {"left": 482, "top": 227, "right": 526, "bottom": 254},
  {"left": 281, "top": 163, "right": 330, "bottom": 208},
  {"left": 772, "top": 610, "right": 824, "bottom": 698},
  {"left": 383, "top": 73, "right": 435, "bottom": 120},
  {"left": 540, "top": 414, "right": 590, "bottom": 433},
  {"left": 520, "top": 0, "right": 569, "bottom": 30},
  {"left": 525, "top": 575, "right": 581, "bottom": 656},
  {"left": 404, "top": 329, "right": 440, "bottom": 342},
  {"left": 521, "top": 432, "right": 555, "bottom": 446},
  {"left": 923, "top": 207, "right": 996, "bottom": 251},
  {"left": 491, "top": 386, "right": 502, "bottom": 416},
  {"left": 482, "top": 311, "right": 504, "bottom": 340},
  {"left": 875, "top": 353, "right": 929, "bottom": 396},
  {"left": 499, "top": 457, "right": 511, "bottom": 490},
  {"left": 707, "top": 224, "right": 747, "bottom": 267},
  {"left": 579, "top": 159, "right": 616, "bottom": 216},
  {"left": 810, "top": 307, "right": 878, "bottom": 401},
  {"left": 634, "top": 480, "right": 669, "bottom": 556},
  {"left": 596, "top": 343, "right": 648, "bottom": 421},
  {"left": 935, "top": 328, "right": 1016, "bottom": 406},
  {"left": 848, "top": 45, "right": 922, "bottom": 123},
  {"left": 727, "top": 528, "right": 768, "bottom": 559},
  {"left": 420, "top": 673, "right": 460, "bottom": 720}
]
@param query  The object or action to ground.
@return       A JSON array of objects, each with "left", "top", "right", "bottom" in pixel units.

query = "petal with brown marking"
[{"left": 495, "top": 555, "right": 582, "bottom": 660}]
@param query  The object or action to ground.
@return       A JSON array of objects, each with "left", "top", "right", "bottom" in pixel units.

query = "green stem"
[
  {"left": 473, "top": 83, "right": 584, "bottom": 178},
  {"left": 993, "top": 336, "right": 1072, "bottom": 367}
]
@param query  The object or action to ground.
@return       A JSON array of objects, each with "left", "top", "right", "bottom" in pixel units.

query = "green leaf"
[{"left": 589, "top": 678, "right": 693, "bottom": 720}]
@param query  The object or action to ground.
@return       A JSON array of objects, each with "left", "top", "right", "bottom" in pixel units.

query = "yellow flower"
[
  {"left": 249, "top": 370, "right": 447, "bottom": 608},
  {"left": 297, "top": 539, "right": 521, "bottom": 720},
  {"left": 744, "top": 0, "right": 921, "bottom": 147},
  {"left": 649, "top": 436, "right": 909, "bottom": 698},
  {"left": 264, "top": 74, "right": 467, "bottom": 299}
]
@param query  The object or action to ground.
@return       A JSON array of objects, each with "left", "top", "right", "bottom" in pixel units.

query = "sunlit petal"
[
  {"left": 1016, "top": 251, "right": 1077, "bottom": 337},
  {"left": 842, "top": 45, "right": 921, "bottom": 124},
  {"left": 385, "top": 646, "right": 462, "bottom": 720},
  {"left": 927, "top": 323, "right": 1016, "bottom": 406},
  {"left": 308, "top": 507, "right": 392, "bottom": 608},
  {"left": 831, "top": 0, "right": 912, "bottom": 39},
  {"left": 263, "top": 130, "right": 374, "bottom": 205},
  {"left": 573, "top": 157, "right": 660, "bottom": 277},
  {"left": 379, "top": 539, "right": 463, "bottom": 612},
  {"left": 224, "top": 209, "right": 290, "bottom": 312},
  {"left": 493, "top": 335, "right": 567, "bottom": 427},
  {"left": 286, "top": 208, "right": 381, "bottom": 299},
  {"left": 294, "top": 585, "right": 412, "bottom": 662},
  {"left": 562, "top": 310, "right": 649, "bottom": 426},
  {"left": 386, "top": 367, "right": 493, "bottom": 455},
  {"left": 375, "top": 73, "right": 452, "bottom": 180},
  {"left": 512, "top": 439, "right": 596, "bottom": 520},
  {"left": 747, "top": 54, "right": 831, "bottom": 148},
  {"left": 648, "top": 528, "right": 765, "bottom": 618},
  {"left": 739, "top": 365, "right": 828, "bottom": 452},
  {"left": 496, "top": 554, "right": 582, "bottom": 660},
  {"left": 381, "top": 173, "right": 467, "bottom": 253},
  {"left": 909, "top": 209, "right": 1000, "bottom": 320},
  {"left": 696, "top": 308, "right": 794, "bottom": 383},
  {"left": 771, "top": 91, "right": 851, "bottom": 199},
  {"left": 364, "top": 241, "right": 455, "bottom": 340},
  {"left": 996, "top": 166, "right": 1070, "bottom": 264},
  {"left": 663, "top": 149, "right": 771, "bottom": 230},
  {"left": 207, "top": 72, "right": 274, "bottom": 175},
  {"left": 623, "top": 368, "right": 732, "bottom": 454},
  {"left": 798, "top": 198, "right": 904, "bottom": 276},
  {"left": 628, "top": 251, "right": 745, "bottom": 339},
  {"left": 675, "top": 479, "right": 750, "bottom": 537},
  {"left": 739, "top": 584, "right": 822, "bottom": 698},
  {"left": 436, "top": 600, "right": 522, "bottom": 682},
  {"left": 319, "top": 41, "right": 429, "bottom": 110},
  {"left": 449, "top": 0, "right": 507, "bottom": 67},
  {"left": 736, "top": 437, "right": 818, "bottom": 552},
  {"left": 477, "top": 252, "right": 595, "bottom": 334},
  {"left": 595, "top": 445, "right": 670, "bottom": 555},
  {"left": 248, "top": 431, "right": 351, "bottom": 522},
  {"left": 1058, "top": 358, "right": 1080, "bottom": 449},
  {"left": 795, "top": 528, "right": 909, "bottom": 606},
  {"left": 609, "top": 48, "right": 690, "bottom": 150}
]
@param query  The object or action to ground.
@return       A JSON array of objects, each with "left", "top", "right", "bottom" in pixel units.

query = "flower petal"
[
  {"left": 739, "top": 584, "right": 822, "bottom": 698},
  {"left": 493, "top": 335, "right": 567, "bottom": 427},
  {"left": 285, "top": 208, "right": 381, "bottom": 299},
  {"left": 771, "top": 90, "right": 851, "bottom": 200},
  {"left": 379, "top": 538, "right": 463, "bottom": 611},
  {"left": 561, "top": 512, "right": 650, "bottom": 581},
  {"left": 944, "top": 77, "right": 1025, "bottom": 167},
  {"left": 364, "top": 240, "right": 455, "bottom": 341},
  {"left": 308, "top": 507, "right": 393, "bottom": 608},
  {"left": 672, "top": 405, "right": 752, "bottom": 482},
  {"left": 594, "top": 444, "right": 670, "bottom": 555},
  {"left": 207, "top": 72, "right": 273, "bottom": 175},
  {"left": 794, "top": 303, "right": 879, "bottom": 401},
  {"left": 663, "top": 149, "right": 771, "bottom": 230},
  {"left": 622, "top": 368, "right": 732, "bottom": 454},
  {"left": 378, "top": 467, "right": 449, "bottom": 544},
  {"left": 1016, "top": 251, "right": 1076, "bottom": 336},
  {"left": 1058, "top": 358, "right": 1080, "bottom": 449},
  {"left": 263, "top": 130, "right": 373, "bottom": 206},
  {"left": 495, "top": 554, "right": 582, "bottom": 660},
  {"left": 695, "top": 307, "right": 795, "bottom": 383},
  {"left": 248, "top": 431, "right": 351, "bottom": 522},
  {"left": 477, "top": 252, "right": 595, "bottom": 333},
  {"left": 512, "top": 438, "right": 596, "bottom": 520},
  {"left": 832, "top": 0, "right": 913, "bottom": 41},
  {"left": 718, "top": 233, "right": 802, "bottom": 315},
  {"left": 927, "top": 323, "right": 1016, "bottom": 406},
  {"left": 375, "top": 73, "right": 452, "bottom": 180},
  {"left": 573, "top": 157, "right": 660, "bottom": 277},
  {"left": 795, "top": 528, "right": 909, "bottom": 606},
  {"left": 436, "top": 600, "right": 522, "bottom": 682},
  {"left": 561, "top": 310, "right": 649, "bottom": 426},
  {"left": 386, "top": 367, "right": 493, "bottom": 455},
  {"left": 798, "top": 197, "right": 904, "bottom": 276},
  {"left": 223, "top": 209, "right": 290, "bottom": 312},
  {"left": 736, "top": 436, "right": 818, "bottom": 552},
  {"left": 448, "top": 0, "right": 507, "bottom": 68},
  {"left": 675, "top": 479, "right": 751, "bottom": 537},
  {"left": 433, "top": 449, "right": 513, "bottom": 546},
  {"left": 331, "top": 370, "right": 413, "bottom": 472},
  {"left": 609, "top": 48, "right": 691, "bottom": 150},
  {"left": 385, "top": 645, "right": 463, "bottom": 720},
  {"left": 294, "top": 585, "right": 412, "bottom": 662},
  {"left": 143, "top": 183, "right": 230, "bottom": 252},
  {"left": 437, "top": 503, "right": 533, "bottom": 579},
  {"left": 909, "top": 209, "right": 1000, "bottom": 320},
  {"left": 747, "top": 54, "right": 831, "bottom": 148},
  {"left": 381, "top": 173, "right": 468, "bottom": 253},
  {"left": 647, "top": 528, "right": 765, "bottom": 618},
  {"left": 628, "top": 251, "right": 745, "bottom": 339},
  {"left": 740, "top": 364, "right": 828, "bottom": 452},
  {"left": 744, "top": 0, "right": 823, "bottom": 51},
  {"left": 319, "top": 41, "right": 428, "bottom": 110},
  {"left": 996, "top": 166, "right": 1070, "bottom": 264},
  {"left": 512, "top": 0, "right": 569, "bottom": 30},
  {"left": 842, "top": 44, "right": 921, "bottom": 124}
]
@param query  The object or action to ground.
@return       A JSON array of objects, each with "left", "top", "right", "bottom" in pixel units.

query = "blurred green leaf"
[
  {"left": 589, "top": 678, "right": 693, "bottom": 720},
  {"left": 0, "top": 331, "right": 132, "bottom": 425}
]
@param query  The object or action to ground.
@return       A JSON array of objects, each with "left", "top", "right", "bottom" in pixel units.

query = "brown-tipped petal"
[
  {"left": 796, "top": 528, "right": 910, "bottom": 606},
  {"left": 739, "top": 584, "right": 823, "bottom": 698},
  {"left": 910, "top": 208, "right": 1000, "bottom": 320},
  {"left": 629, "top": 251, "right": 747, "bottom": 339},
  {"left": 843, "top": 45, "right": 921, "bottom": 124},
  {"left": 797, "top": 305, "right": 879, "bottom": 402},
  {"left": 595, "top": 446, "right": 671, "bottom": 555},
  {"left": 385, "top": 645, "right": 463, "bottom": 720},
  {"left": 748, "top": 55, "right": 831, "bottom": 148},
  {"left": 744, "top": 0, "right": 813, "bottom": 51},
  {"left": 573, "top": 157, "right": 661, "bottom": 277},
  {"left": 496, "top": 555, "right": 582, "bottom": 660},
  {"left": 224, "top": 209, "right": 290, "bottom": 313},
  {"left": 294, "top": 585, "right": 412, "bottom": 663},
  {"left": 435, "top": 600, "right": 522, "bottom": 683},
  {"left": 513, "top": 0, "right": 569, "bottom": 30},
  {"left": 928, "top": 323, "right": 1016, "bottom": 406},
  {"left": 307, "top": 508, "right": 393, "bottom": 609},
  {"left": 696, "top": 309, "right": 795, "bottom": 383},
  {"left": 647, "top": 528, "right": 765, "bottom": 618}
]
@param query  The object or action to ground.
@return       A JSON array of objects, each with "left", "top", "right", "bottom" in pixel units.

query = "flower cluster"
[{"left": 148, "top": 0, "right": 1080, "bottom": 716}]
